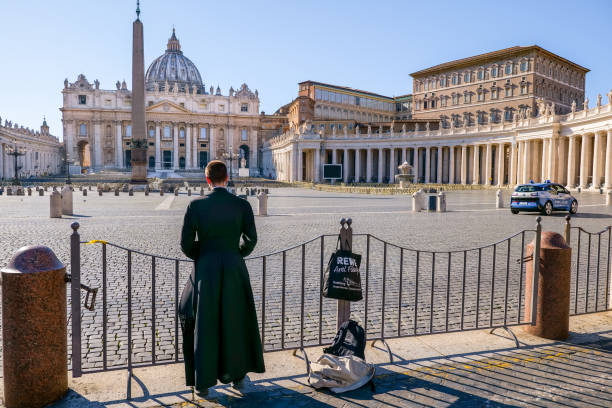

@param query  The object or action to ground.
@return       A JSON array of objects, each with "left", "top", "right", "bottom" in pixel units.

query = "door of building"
[{"left": 199, "top": 151, "right": 208, "bottom": 169}]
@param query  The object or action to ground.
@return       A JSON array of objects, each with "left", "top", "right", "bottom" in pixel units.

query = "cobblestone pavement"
[
  {"left": 1, "top": 188, "right": 611, "bottom": 375},
  {"left": 166, "top": 339, "right": 612, "bottom": 408}
]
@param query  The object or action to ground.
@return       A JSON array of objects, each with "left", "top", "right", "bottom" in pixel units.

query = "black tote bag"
[{"left": 323, "top": 241, "right": 363, "bottom": 301}]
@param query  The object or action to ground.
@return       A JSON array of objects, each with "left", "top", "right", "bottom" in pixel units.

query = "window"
[
  {"left": 478, "top": 70, "right": 484, "bottom": 80},
  {"left": 79, "top": 124, "right": 87, "bottom": 136},
  {"left": 491, "top": 87, "right": 498, "bottom": 99},
  {"left": 338, "top": 124, "right": 343, "bottom": 130},
  {"left": 179, "top": 102, "right": 185, "bottom": 108},
  {"left": 241, "top": 129, "right": 247, "bottom": 140},
  {"left": 148, "top": 101, "right": 154, "bottom": 107},
  {"left": 464, "top": 72, "right": 471, "bottom": 83},
  {"left": 164, "top": 126, "right": 171, "bottom": 138},
  {"left": 78, "top": 95, "right": 87, "bottom": 105},
  {"left": 219, "top": 104, "right": 225, "bottom": 112},
  {"left": 149, "top": 127, "right": 155, "bottom": 138},
  {"left": 423, "top": 101, "right": 428, "bottom": 109},
  {"left": 464, "top": 93, "right": 471, "bottom": 104},
  {"left": 179, "top": 128, "right": 185, "bottom": 138},
  {"left": 477, "top": 91, "right": 484, "bottom": 102},
  {"left": 489, "top": 111, "right": 497, "bottom": 123},
  {"left": 505, "top": 87, "right": 512, "bottom": 97},
  {"left": 126, "top": 125, "right": 132, "bottom": 137},
  {"left": 452, "top": 94, "right": 459, "bottom": 105},
  {"left": 505, "top": 63, "right": 512, "bottom": 75},
  {"left": 520, "top": 60, "right": 528, "bottom": 72},
  {"left": 200, "top": 127, "right": 207, "bottom": 139},
  {"left": 504, "top": 109, "right": 513, "bottom": 121},
  {"left": 439, "top": 77, "right": 446, "bottom": 87},
  {"left": 478, "top": 111, "right": 485, "bottom": 124},
  {"left": 241, "top": 103, "right": 248, "bottom": 112},
  {"left": 521, "top": 84, "right": 527, "bottom": 95},
  {"left": 452, "top": 75, "right": 458, "bottom": 85}
]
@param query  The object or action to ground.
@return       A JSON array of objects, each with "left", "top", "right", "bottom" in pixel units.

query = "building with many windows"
[
  {"left": 411, "top": 45, "right": 588, "bottom": 127},
  {"left": 61, "top": 29, "right": 261, "bottom": 175},
  {"left": 0, "top": 117, "right": 62, "bottom": 181}
]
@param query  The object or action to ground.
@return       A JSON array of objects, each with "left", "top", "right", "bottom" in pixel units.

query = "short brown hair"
[{"left": 205, "top": 160, "right": 228, "bottom": 184}]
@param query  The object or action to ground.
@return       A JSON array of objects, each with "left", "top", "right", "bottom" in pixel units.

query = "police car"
[{"left": 510, "top": 181, "right": 578, "bottom": 215}]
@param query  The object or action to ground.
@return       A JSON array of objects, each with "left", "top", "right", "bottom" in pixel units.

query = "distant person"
[{"left": 179, "top": 160, "right": 265, "bottom": 397}]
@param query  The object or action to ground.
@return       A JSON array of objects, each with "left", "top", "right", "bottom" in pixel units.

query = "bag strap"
[{"left": 336, "top": 234, "right": 341, "bottom": 250}]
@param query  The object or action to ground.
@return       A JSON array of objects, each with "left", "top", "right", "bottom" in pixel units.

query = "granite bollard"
[
  {"left": 496, "top": 189, "right": 504, "bottom": 208},
  {"left": 129, "top": 188, "right": 134, "bottom": 196},
  {"left": 114, "top": 188, "right": 120, "bottom": 196},
  {"left": 61, "top": 185, "right": 73, "bottom": 216},
  {"left": 50, "top": 191, "right": 62, "bottom": 218},
  {"left": 606, "top": 190, "right": 612, "bottom": 206},
  {"left": 38, "top": 188, "right": 44, "bottom": 196},
  {"left": 174, "top": 187, "right": 179, "bottom": 196},
  {"left": 188, "top": 188, "right": 192, "bottom": 196},
  {"left": 145, "top": 186, "right": 149, "bottom": 196},
  {"left": 1, "top": 246, "right": 68, "bottom": 408},
  {"left": 7, "top": 187, "right": 12, "bottom": 196},
  {"left": 257, "top": 192, "right": 268, "bottom": 216},
  {"left": 525, "top": 231, "right": 571, "bottom": 340},
  {"left": 27, "top": 187, "right": 32, "bottom": 196},
  {"left": 83, "top": 189, "right": 87, "bottom": 196},
  {"left": 437, "top": 192, "right": 446, "bottom": 212}
]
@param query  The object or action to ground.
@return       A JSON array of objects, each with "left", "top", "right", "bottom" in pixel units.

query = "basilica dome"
[{"left": 145, "top": 29, "right": 204, "bottom": 93}]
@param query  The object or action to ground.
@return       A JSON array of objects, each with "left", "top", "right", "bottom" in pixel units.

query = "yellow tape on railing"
[{"left": 86, "top": 240, "right": 108, "bottom": 245}]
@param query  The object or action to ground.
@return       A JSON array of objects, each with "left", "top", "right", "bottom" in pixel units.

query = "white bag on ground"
[{"left": 308, "top": 354, "right": 375, "bottom": 393}]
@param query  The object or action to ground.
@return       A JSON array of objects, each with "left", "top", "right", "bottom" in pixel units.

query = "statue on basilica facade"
[
  {"left": 367, "top": 125, "right": 371, "bottom": 135},
  {"left": 401, "top": 124, "right": 406, "bottom": 134},
  {"left": 94, "top": 79, "right": 100, "bottom": 90},
  {"left": 210, "top": 86, "right": 214, "bottom": 95},
  {"left": 583, "top": 97, "right": 589, "bottom": 111},
  {"left": 425, "top": 122, "right": 430, "bottom": 131},
  {"left": 116, "top": 81, "right": 121, "bottom": 90},
  {"left": 355, "top": 125, "right": 360, "bottom": 135},
  {"left": 240, "top": 157, "right": 246, "bottom": 168},
  {"left": 607, "top": 89, "right": 612, "bottom": 105},
  {"left": 154, "top": 82, "right": 160, "bottom": 93},
  {"left": 571, "top": 100, "right": 576, "bottom": 113},
  {"left": 526, "top": 106, "right": 532, "bottom": 118},
  {"left": 597, "top": 94, "right": 602, "bottom": 107},
  {"left": 121, "top": 80, "right": 127, "bottom": 90},
  {"left": 64, "top": 78, "right": 69, "bottom": 89},
  {"left": 229, "top": 87, "right": 234, "bottom": 97}
]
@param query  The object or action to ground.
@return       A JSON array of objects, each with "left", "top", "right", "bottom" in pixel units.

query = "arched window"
[
  {"left": 452, "top": 75, "right": 458, "bottom": 85},
  {"left": 149, "top": 127, "right": 155, "bottom": 138},
  {"left": 464, "top": 72, "right": 471, "bottom": 83},
  {"left": 200, "top": 127, "right": 207, "bottom": 139},
  {"left": 520, "top": 60, "right": 529, "bottom": 72},
  {"left": 164, "top": 126, "right": 171, "bottom": 138},
  {"left": 126, "top": 125, "right": 132, "bottom": 137},
  {"left": 491, "top": 66, "right": 498, "bottom": 78},
  {"left": 241, "top": 129, "right": 248, "bottom": 140},
  {"left": 79, "top": 123, "right": 87, "bottom": 136},
  {"left": 505, "top": 63, "right": 513, "bottom": 75},
  {"left": 179, "top": 128, "right": 185, "bottom": 138}
]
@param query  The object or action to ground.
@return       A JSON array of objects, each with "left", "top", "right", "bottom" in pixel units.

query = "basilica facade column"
[
  {"left": 343, "top": 149, "right": 349, "bottom": 183},
  {"left": 389, "top": 148, "right": 396, "bottom": 184},
  {"left": 541, "top": 139, "right": 548, "bottom": 182},
  {"left": 0, "top": 143, "right": 4, "bottom": 180},
  {"left": 93, "top": 121, "right": 102, "bottom": 169},
  {"left": 355, "top": 148, "right": 361, "bottom": 182},
  {"left": 116, "top": 121, "right": 123, "bottom": 168},
  {"left": 192, "top": 125, "right": 198, "bottom": 169},
  {"left": 605, "top": 129, "right": 612, "bottom": 189},
  {"left": 366, "top": 148, "right": 372, "bottom": 182},
  {"left": 209, "top": 126, "right": 215, "bottom": 160},
  {"left": 314, "top": 146, "right": 321, "bottom": 182},
  {"left": 186, "top": 125, "right": 192, "bottom": 169},
  {"left": 173, "top": 124, "right": 179, "bottom": 170},
  {"left": 155, "top": 122, "right": 161, "bottom": 170},
  {"left": 297, "top": 146, "right": 303, "bottom": 182},
  {"left": 484, "top": 143, "right": 492, "bottom": 185},
  {"left": 522, "top": 141, "right": 530, "bottom": 184}
]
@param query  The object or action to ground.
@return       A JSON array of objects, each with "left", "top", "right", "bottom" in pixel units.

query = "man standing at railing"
[{"left": 179, "top": 160, "right": 265, "bottom": 397}]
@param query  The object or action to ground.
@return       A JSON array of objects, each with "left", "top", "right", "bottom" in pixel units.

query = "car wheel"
[
  {"left": 542, "top": 201, "right": 553, "bottom": 216},
  {"left": 569, "top": 200, "right": 578, "bottom": 214},
  {"left": 511, "top": 209, "right": 519, "bottom": 214}
]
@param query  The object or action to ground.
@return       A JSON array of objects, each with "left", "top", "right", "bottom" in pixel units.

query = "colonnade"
[{"left": 268, "top": 128, "right": 612, "bottom": 190}]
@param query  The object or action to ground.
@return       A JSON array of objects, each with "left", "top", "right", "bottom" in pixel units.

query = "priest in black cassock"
[{"left": 179, "top": 160, "right": 265, "bottom": 396}]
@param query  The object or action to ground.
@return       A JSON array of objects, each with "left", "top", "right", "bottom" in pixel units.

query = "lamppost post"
[
  {"left": 222, "top": 150, "right": 239, "bottom": 187},
  {"left": 6, "top": 142, "right": 26, "bottom": 186},
  {"left": 64, "top": 145, "right": 72, "bottom": 184}
]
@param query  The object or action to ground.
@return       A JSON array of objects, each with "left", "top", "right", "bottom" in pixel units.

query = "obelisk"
[{"left": 130, "top": 0, "right": 148, "bottom": 183}]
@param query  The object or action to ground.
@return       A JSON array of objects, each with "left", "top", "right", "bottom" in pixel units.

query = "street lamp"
[
  {"left": 5, "top": 142, "right": 26, "bottom": 186},
  {"left": 222, "top": 150, "right": 240, "bottom": 187},
  {"left": 62, "top": 145, "right": 72, "bottom": 184}
]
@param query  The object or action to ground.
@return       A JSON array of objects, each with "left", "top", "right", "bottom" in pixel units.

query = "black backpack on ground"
[{"left": 323, "top": 319, "right": 366, "bottom": 360}]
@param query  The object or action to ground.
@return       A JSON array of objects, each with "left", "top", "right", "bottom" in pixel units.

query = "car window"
[
  {"left": 557, "top": 185, "right": 570, "bottom": 194},
  {"left": 515, "top": 185, "right": 544, "bottom": 192}
]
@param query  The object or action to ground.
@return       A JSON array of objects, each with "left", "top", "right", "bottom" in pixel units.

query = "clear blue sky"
[{"left": 1, "top": 0, "right": 610, "bottom": 140}]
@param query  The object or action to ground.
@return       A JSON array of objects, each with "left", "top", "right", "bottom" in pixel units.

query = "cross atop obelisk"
[{"left": 131, "top": 0, "right": 148, "bottom": 183}]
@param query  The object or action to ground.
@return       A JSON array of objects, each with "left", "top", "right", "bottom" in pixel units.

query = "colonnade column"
[
  {"left": 541, "top": 139, "right": 548, "bottom": 182},
  {"left": 592, "top": 132, "right": 601, "bottom": 188},
  {"left": 192, "top": 125, "right": 198, "bottom": 169},
  {"left": 389, "top": 148, "right": 396, "bottom": 184},
  {"left": 497, "top": 143, "right": 505, "bottom": 186},
  {"left": 449, "top": 146, "right": 455, "bottom": 184},
  {"left": 460, "top": 145, "right": 467, "bottom": 184},
  {"left": 509, "top": 142, "right": 517, "bottom": 185},
  {"left": 548, "top": 137, "right": 557, "bottom": 182},
  {"left": 0, "top": 143, "right": 4, "bottom": 179},
  {"left": 314, "top": 146, "right": 321, "bottom": 183},
  {"left": 366, "top": 148, "right": 372, "bottom": 182},
  {"left": 343, "top": 149, "right": 349, "bottom": 183},
  {"left": 355, "top": 149, "right": 361, "bottom": 183},
  {"left": 437, "top": 147, "right": 443, "bottom": 184},
  {"left": 484, "top": 144, "right": 492, "bottom": 185},
  {"left": 377, "top": 149, "right": 384, "bottom": 183},
  {"left": 605, "top": 129, "right": 612, "bottom": 189},
  {"left": 297, "top": 147, "right": 303, "bottom": 182},
  {"left": 401, "top": 148, "right": 406, "bottom": 164},
  {"left": 209, "top": 127, "right": 215, "bottom": 160},
  {"left": 116, "top": 122, "right": 123, "bottom": 168},
  {"left": 579, "top": 135, "right": 589, "bottom": 189},
  {"left": 472, "top": 145, "right": 480, "bottom": 185},
  {"left": 413, "top": 147, "right": 419, "bottom": 183},
  {"left": 425, "top": 147, "right": 431, "bottom": 183},
  {"left": 522, "top": 141, "right": 530, "bottom": 184}
]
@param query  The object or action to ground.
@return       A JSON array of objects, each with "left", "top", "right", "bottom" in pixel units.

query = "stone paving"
[{"left": 1, "top": 187, "right": 611, "bottom": 376}]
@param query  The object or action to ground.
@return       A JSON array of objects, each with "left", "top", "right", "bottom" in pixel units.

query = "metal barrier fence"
[
  {"left": 564, "top": 216, "right": 612, "bottom": 316},
  {"left": 68, "top": 218, "right": 548, "bottom": 400}
]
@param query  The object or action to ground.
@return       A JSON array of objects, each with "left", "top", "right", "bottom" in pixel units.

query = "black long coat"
[{"left": 179, "top": 187, "right": 265, "bottom": 390}]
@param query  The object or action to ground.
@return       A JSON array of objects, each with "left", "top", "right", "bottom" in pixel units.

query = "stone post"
[
  {"left": 412, "top": 191, "right": 422, "bottom": 212},
  {"left": 436, "top": 192, "right": 446, "bottom": 212},
  {"left": 524, "top": 231, "right": 571, "bottom": 340},
  {"left": 496, "top": 189, "right": 504, "bottom": 208},
  {"left": 1, "top": 246, "right": 68, "bottom": 407},
  {"left": 160, "top": 188, "right": 164, "bottom": 196},
  {"left": 50, "top": 191, "right": 62, "bottom": 218},
  {"left": 200, "top": 187, "right": 204, "bottom": 196},
  {"left": 257, "top": 192, "right": 268, "bottom": 216},
  {"left": 83, "top": 189, "right": 87, "bottom": 197},
  {"left": 7, "top": 187, "right": 12, "bottom": 196},
  {"left": 188, "top": 188, "right": 192, "bottom": 196},
  {"left": 129, "top": 187, "right": 134, "bottom": 196},
  {"left": 114, "top": 188, "right": 120, "bottom": 196},
  {"left": 38, "top": 188, "right": 44, "bottom": 196},
  {"left": 27, "top": 187, "right": 32, "bottom": 196},
  {"left": 174, "top": 187, "right": 179, "bottom": 196},
  {"left": 606, "top": 190, "right": 612, "bottom": 206},
  {"left": 61, "top": 185, "right": 73, "bottom": 216}
]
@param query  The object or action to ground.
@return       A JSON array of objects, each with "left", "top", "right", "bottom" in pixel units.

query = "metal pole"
[
  {"left": 337, "top": 218, "right": 352, "bottom": 329},
  {"left": 531, "top": 216, "right": 542, "bottom": 325},
  {"left": 564, "top": 215, "right": 571, "bottom": 244},
  {"left": 70, "top": 222, "right": 82, "bottom": 377}
]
